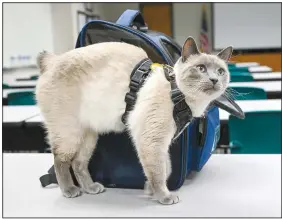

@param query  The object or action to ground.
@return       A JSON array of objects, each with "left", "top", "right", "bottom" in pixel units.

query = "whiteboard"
[
  {"left": 3, "top": 3, "right": 54, "bottom": 68},
  {"left": 213, "top": 3, "right": 281, "bottom": 50}
]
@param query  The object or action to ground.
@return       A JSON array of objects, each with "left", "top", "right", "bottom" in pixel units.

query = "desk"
[
  {"left": 3, "top": 99, "right": 281, "bottom": 150},
  {"left": 3, "top": 153, "right": 281, "bottom": 217},
  {"left": 3, "top": 106, "right": 47, "bottom": 152},
  {"left": 3, "top": 106, "right": 40, "bottom": 123},
  {"left": 3, "top": 88, "right": 35, "bottom": 98},
  {"left": 4, "top": 80, "right": 37, "bottom": 88},
  {"left": 23, "top": 100, "right": 282, "bottom": 123},
  {"left": 2, "top": 88, "right": 35, "bottom": 106},
  {"left": 252, "top": 72, "right": 281, "bottom": 81},
  {"left": 218, "top": 99, "right": 281, "bottom": 146},
  {"left": 219, "top": 99, "right": 281, "bottom": 121},
  {"left": 248, "top": 66, "right": 272, "bottom": 73},
  {"left": 229, "top": 81, "right": 281, "bottom": 99},
  {"left": 234, "top": 62, "right": 259, "bottom": 67},
  {"left": 3, "top": 68, "right": 39, "bottom": 84}
]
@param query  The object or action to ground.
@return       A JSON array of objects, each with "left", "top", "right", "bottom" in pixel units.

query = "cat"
[{"left": 36, "top": 36, "right": 232, "bottom": 205}]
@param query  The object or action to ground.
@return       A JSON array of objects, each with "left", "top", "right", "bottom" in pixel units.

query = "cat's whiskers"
[{"left": 224, "top": 87, "right": 252, "bottom": 101}]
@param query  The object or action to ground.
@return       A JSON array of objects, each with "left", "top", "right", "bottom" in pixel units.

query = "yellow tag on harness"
[
  {"left": 150, "top": 63, "right": 163, "bottom": 70},
  {"left": 150, "top": 63, "right": 174, "bottom": 75}
]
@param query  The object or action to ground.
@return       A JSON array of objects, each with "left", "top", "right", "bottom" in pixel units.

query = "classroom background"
[{"left": 2, "top": 2, "right": 281, "bottom": 217}]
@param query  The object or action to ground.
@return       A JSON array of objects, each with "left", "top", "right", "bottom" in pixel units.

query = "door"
[{"left": 140, "top": 3, "right": 173, "bottom": 37}]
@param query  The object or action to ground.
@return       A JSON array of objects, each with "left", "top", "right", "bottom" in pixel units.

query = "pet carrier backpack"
[{"left": 40, "top": 9, "right": 244, "bottom": 190}]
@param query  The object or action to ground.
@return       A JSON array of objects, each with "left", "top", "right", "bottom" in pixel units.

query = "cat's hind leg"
[
  {"left": 71, "top": 129, "right": 105, "bottom": 195},
  {"left": 52, "top": 132, "right": 82, "bottom": 198}
]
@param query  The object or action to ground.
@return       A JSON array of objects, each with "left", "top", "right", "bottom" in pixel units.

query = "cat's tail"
[{"left": 37, "top": 51, "right": 55, "bottom": 74}]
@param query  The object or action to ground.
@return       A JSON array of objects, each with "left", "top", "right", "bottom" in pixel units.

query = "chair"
[
  {"left": 230, "top": 74, "right": 254, "bottom": 82},
  {"left": 30, "top": 75, "right": 39, "bottom": 80},
  {"left": 228, "top": 66, "right": 249, "bottom": 72},
  {"left": 230, "top": 71, "right": 251, "bottom": 75},
  {"left": 227, "top": 87, "right": 267, "bottom": 100},
  {"left": 228, "top": 111, "right": 281, "bottom": 154},
  {"left": 3, "top": 84, "right": 10, "bottom": 88},
  {"left": 228, "top": 63, "right": 236, "bottom": 68},
  {"left": 7, "top": 91, "right": 36, "bottom": 105}
]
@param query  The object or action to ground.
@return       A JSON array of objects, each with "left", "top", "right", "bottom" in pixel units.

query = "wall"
[
  {"left": 71, "top": 3, "right": 87, "bottom": 43},
  {"left": 51, "top": 3, "right": 74, "bottom": 54},
  {"left": 90, "top": 3, "right": 212, "bottom": 47},
  {"left": 97, "top": 3, "right": 139, "bottom": 22},
  {"left": 173, "top": 3, "right": 212, "bottom": 48},
  {"left": 3, "top": 3, "right": 54, "bottom": 68},
  {"left": 3, "top": 2, "right": 91, "bottom": 68},
  {"left": 3, "top": 2, "right": 212, "bottom": 68}
]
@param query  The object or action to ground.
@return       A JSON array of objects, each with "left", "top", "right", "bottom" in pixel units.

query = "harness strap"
[
  {"left": 122, "top": 58, "right": 152, "bottom": 124},
  {"left": 122, "top": 59, "right": 193, "bottom": 141},
  {"left": 163, "top": 66, "right": 193, "bottom": 141}
]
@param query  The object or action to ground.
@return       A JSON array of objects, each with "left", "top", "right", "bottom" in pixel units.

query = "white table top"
[
  {"left": 252, "top": 72, "right": 281, "bottom": 80},
  {"left": 234, "top": 62, "right": 259, "bottom": 67},
  {"left": 248, "top": 66, "right": 272, "bottom": 73},
  {"left": 4, "top": 99, "right": 281, "bottom": 123},
  {"left": 2, "top": 88, "right": 35, "bottom": 98},
  {"left": 25, "top": 114, "right": 43, "bottom": 122},
  {"left": 219, "top": 99, "right": 281, "bottom": 121},
  {"left": 3, "top": 79, "right": 279, "bottom": 99},
  {"left": 3, "top": 153, "right": 281, "bottom": 217},
  {"left": 229, "top": 81, "right": 281, "bottom": 92},
  {"left": 3, "top": 106, "right": 40, "bottom": 123},
  {"left": 3, "top": 68, "right": 39, "bottom": 83},
  {"left": 4, "top": 80, "right": 37, "bottom": 87}
]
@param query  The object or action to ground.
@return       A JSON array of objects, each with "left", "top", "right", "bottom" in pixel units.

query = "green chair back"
[
  {"left": 230, "top": 74, "right": 254, "bottom": 82},
  {"left": 230, "top": 71, "right": 251, "bottom": 76},
  {"left": 30, "top": 75, "right": 39, "bottom": 80},
  {"left": 3, "top": 84, "right": 10, "bottom": 88},
  {"left": 228, "top": 87, "right": 267, "bottom": 100},
  {"left": 229, "top": 111, "right": 281, "bottom": 154},
  {"left": 7, "top": 91, "right": 36, "bottom": 105},
  {"left": 228, "top": 63, "right": 236, "bottom": 68},
  {"left": 229, "top": 66, "right": 249, "bottom": 72}
]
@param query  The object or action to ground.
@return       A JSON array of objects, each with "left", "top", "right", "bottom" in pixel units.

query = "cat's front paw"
[
  {"left": 158, "top": 193, "right": 179, "bottom": 205},
  {"left": 84, "top": 182, "right": 105, "bottom": 194},
  {"left": 62, "top": 186, "right": 82, "bottom": 198}
]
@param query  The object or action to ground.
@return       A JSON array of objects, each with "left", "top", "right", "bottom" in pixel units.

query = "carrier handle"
[{"left": 116, "top": 9, "right": 147, "bottom": 30}]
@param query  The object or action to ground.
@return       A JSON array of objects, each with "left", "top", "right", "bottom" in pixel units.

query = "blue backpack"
[{"left": 40, "top": 10, "right": 244, "bottom": 190}]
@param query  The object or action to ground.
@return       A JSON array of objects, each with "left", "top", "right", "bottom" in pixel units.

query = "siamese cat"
[{"left": 36, "top": 37, "right": 232, "bottom": 205}]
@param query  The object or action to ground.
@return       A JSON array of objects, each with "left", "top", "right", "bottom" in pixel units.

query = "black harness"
[{"left": 122, "top": 58, "right": 193, "bottom": 141}]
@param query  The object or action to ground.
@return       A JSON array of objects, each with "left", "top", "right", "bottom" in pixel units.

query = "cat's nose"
[{"left": 209, "top": 78, "right": 218, "bottom": 85}]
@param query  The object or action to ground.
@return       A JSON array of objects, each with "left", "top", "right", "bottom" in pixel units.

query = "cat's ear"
[
  {"left": 217, "top": 46, "right": 233, "bottom": 62},
  {"left": 181, "top": 36, "right": 200, "bottom": 62}
]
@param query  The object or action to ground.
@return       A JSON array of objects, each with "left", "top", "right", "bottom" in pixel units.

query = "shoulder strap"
[
  {"left": 39, "top": 166, "right": 80, "bottom": 188},
  {"left": 116, "top": 9, "right": 146, "bottom": 28},
  {"left": 39, "top": 166, "right": 57, "bottom": 187}
]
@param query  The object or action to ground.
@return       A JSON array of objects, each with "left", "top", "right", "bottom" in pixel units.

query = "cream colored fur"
[{"left": 36, "top": 37, "right": 232, "bottom": 205}]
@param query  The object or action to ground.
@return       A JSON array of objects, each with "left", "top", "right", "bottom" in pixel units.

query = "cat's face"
[{"left": 174, "top": 37, "right": 232, "bottom": 101}]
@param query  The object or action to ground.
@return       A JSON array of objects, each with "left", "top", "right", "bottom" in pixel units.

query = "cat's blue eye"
[
  {"left": 196, "top": 64, "right": 206, "bottom": 73},
  {"left": 217, "top": 68, "right": 225, "bottom": 75}
]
